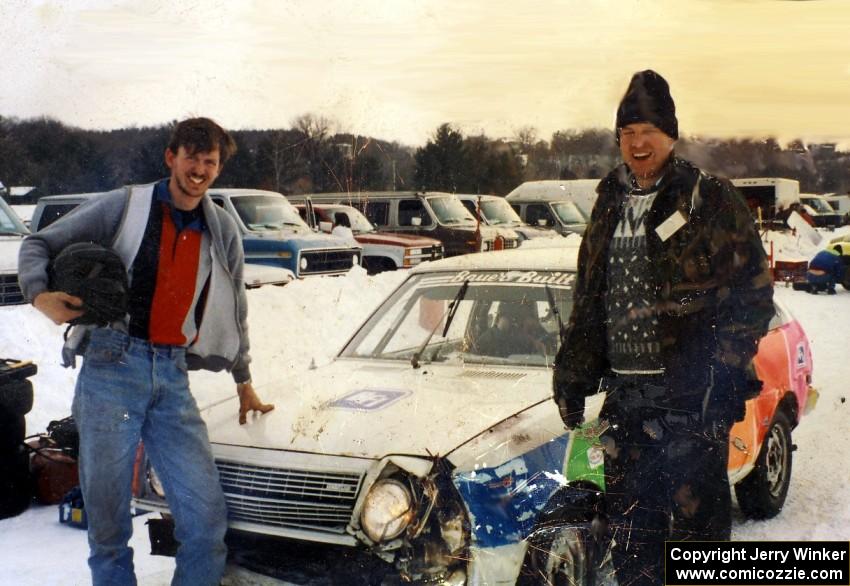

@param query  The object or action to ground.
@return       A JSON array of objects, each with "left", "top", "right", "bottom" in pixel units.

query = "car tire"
[
  {"left": 0, "top": 380, "right": 34, "bottom": 417},
  {"left": 735, "top": 410, "right": 793, "bottom": 519},
  {"left": 518, "top": 524, "right": 591, "bottom": 586},
  {"left": 842, "top": 268, "right": 850, "bottom": 291}
]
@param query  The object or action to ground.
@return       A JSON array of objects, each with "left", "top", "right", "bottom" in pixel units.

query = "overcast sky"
[{"left": 1, "top": 0, "right": 849, "bottom": 147}]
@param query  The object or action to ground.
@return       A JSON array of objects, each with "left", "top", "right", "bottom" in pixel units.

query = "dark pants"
[{"left": 600, "top": 384, "right": 731, "bottom": 586}]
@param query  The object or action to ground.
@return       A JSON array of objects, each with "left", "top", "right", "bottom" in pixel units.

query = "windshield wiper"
[
  {"left": 410, "top": 280, "right": 469, "bottom": 369},
  {"left": 545, "top": 284, "right": 566, "bottom": 339}
]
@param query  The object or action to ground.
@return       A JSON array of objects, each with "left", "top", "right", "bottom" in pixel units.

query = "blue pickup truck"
[{"left": 207, "top": 189, "right": 361, "bottom": 277}]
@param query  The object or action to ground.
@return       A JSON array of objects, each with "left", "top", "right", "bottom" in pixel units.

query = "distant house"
[{"left": 7, "top": 186, "right": 43, "bottom": 205}]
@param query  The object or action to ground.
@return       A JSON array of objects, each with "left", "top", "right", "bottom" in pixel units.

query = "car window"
[
  {"left": 331, "top": 207, "right": 374, "bottom": 233},
  {"left": 341, "top": 270, "right": 574, "bottom": 367},
  {"left": 230, "top": 195, "right": 309, "bottom": 231},
  {"left": 426, "top": 196, "right": 475, "bottom": 225},
  {"left": 479, "top": 199, "right": 522, "bottom": 226},
  {"left": 355, "top": 201, "right": 389, "bottom": 226},
  {"left": 551, "top": 201, "right": 586, "bottom": 224},
  {"left": 525, "top": 204, "right": 556, "bottom": 227},
  {"left": 769, "top": 301, "right": 791, "bottom": 330},
  {"left": 0, "top": 200, "right": 29, "bottom": 235},
  {"left": 35, "top": 203, "right": 80, "bottom": 231},
  {"left": 398, "top": 200, "right": 434, "bottom": 227}
]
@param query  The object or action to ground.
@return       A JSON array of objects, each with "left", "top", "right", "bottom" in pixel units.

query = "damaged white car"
[{"left": 132, "top": 245, "right": 813, "bottom": 585}]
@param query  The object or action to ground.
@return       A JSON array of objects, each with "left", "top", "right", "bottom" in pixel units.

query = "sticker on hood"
[{"left": 329, "top": 388, "right": 411, "bottom": 411}]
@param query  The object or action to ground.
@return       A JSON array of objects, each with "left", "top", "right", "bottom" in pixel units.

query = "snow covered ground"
[{"left": 1, "top": 228, "right": 848, "bottom": 585}]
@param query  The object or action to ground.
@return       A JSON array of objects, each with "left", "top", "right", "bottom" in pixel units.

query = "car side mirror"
[
  {"left": 537, "top": 218, "right": 548, "bottom": 227},
  {"left": 318, "top": 221, "right": 333, "bottom": 233},
  {"left": 411, "top": 217, "right": 422, "bottom": 227}
]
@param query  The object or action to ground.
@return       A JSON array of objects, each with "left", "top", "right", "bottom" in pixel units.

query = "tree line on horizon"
[{"left": 1, "top": 114, "right": 848, "bottom": 203}]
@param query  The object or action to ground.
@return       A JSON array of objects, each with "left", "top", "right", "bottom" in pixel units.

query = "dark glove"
[
  {"left": 556, "top": 395, "right": 585, "bottom": 429},
  {"left": 704, "top": 364, "right": 754, "bottom": 426}
]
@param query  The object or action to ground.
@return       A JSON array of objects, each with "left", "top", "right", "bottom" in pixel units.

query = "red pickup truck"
[{"left": 297, "top": 203, "right": 443, "bottom": 274}]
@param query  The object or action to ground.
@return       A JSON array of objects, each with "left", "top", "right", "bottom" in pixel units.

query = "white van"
[
  {"left": 506, "top": 179, "right": 599, "bottom": 216},
  {"left": 505, "top": 179, "right": 598, "bottom": 236}
]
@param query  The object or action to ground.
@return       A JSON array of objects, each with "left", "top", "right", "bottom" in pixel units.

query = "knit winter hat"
[{"left": 616, "top": 70, "right": 678, "bottom": 141}]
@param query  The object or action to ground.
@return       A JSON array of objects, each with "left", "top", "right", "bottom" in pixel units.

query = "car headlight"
[
  {"left": 300, "top": 257, "right": 308, "bottom": 270},
  {"left": 360, "top": 479, "right": 414, "bottom": 542}
]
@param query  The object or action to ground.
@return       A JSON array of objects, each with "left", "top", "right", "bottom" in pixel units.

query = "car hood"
[
  {"left": 246, "top": 229, "right": 359, "bottom": 250},
  {"left": 0, "top": 236, "right": 24, "bottom": 272},
  {"left": 514, "top": 225, "right": 561, "bottom": 239},
  {"left": 202, "top": 358, "right": 552, "bottom": 458},
  {"left": 355, "top": 232, "right": 441, "bottom": 247}
]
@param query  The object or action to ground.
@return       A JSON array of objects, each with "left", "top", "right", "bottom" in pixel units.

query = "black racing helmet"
[{"left": 49, "top": 242, "right": 129, "bottom": 326}]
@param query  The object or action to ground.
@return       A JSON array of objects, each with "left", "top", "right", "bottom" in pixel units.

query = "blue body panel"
[
  {"left": 242, "top": 230, "right": 358, "bottom": 276},
  {"left": 452, "top": 434, "right": 570, "bottom": 547}
]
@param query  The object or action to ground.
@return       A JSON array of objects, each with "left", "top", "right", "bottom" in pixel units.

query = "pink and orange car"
[{"left": 728, "top": 299, "right": 817, "bottom": 517}]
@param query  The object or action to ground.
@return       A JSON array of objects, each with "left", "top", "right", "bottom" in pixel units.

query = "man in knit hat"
[{"left": 552, "top": 70, "right": 774, "bottom": 585}]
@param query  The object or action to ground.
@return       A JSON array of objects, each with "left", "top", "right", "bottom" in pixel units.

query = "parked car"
[
  {"left": 30, "top": 189, "right": 359, "bottom": 281},
  {"left": 133, "top": 247, "right": 816, "bottom": 585},
  {"left": 506, "top": 179, "right": 600, "bottom": 218},
  {"left": 800, "top": 193, "right": 844, "bottom": 228},
  {"left": 824, "top": 194, "right": 850, "bottom": 222},
  {"left": 30, "top": 192, "right": 108, "bottom": 233},
  {"left": 10, "top": 204, "right": 35, "bottom": 230},
  {"left": 0, "top": 197, "right": 29, "bottom": 306},
  {"left": 455, "top": 194, "right": 565, "bottom": 241},
  {"left": 295, "top": 202, "right": 443, "bottom": 274},
  {"left": 293, "top": 192, "right": 520, "bottom": 257},
  {"left": 207, "top": 189, "right": 361, "bottom": 278},
  {"left": 504, "top": 181, "right": 593, "bottom": 236}
]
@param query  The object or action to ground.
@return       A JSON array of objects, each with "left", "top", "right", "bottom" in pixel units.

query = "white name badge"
[{"left": 655, "top": 210, "right": 687, "bottom": 242}]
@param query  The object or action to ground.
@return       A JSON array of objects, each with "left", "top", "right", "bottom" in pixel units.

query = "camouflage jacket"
[{"left": 553, "top": 157, "right": 774, "bottom": 407}]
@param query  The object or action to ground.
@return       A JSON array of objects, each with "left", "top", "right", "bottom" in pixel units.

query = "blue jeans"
[{"left": 72, "top": 328, "right": 227, "bottom": 586}]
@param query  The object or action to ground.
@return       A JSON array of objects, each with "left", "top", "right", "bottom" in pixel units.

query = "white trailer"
[{"left": 730, "top": 177, "right": 800, "bottom": 225}]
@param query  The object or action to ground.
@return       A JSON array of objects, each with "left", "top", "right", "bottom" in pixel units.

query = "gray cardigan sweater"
[{"left": 18, "top": 184, "right": 252, "bottom": 383}]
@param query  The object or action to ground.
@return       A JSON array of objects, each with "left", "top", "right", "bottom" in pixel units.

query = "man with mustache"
[
  {"left": 19, "top": 117, "right": 274, "bottom": 585},
  {"left": 553, "top": 71, "right": 774, "bottom": 585}
]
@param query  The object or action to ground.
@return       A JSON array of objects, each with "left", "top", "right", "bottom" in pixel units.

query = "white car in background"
[
  {"left": 10, "top": 204, "right": 35, "bottom": 230},
  {"left": 0, "top": 198, "right": 29, "bottom": 307}
]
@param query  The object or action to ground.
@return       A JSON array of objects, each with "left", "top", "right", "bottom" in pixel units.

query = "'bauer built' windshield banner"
[{"left": 665, "top": 541, "right": 849, "bottom": 586}]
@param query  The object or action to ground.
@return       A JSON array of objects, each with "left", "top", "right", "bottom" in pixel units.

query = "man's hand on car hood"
[{"left": 237, "top": 382, "right": 275, "bottom": 425}]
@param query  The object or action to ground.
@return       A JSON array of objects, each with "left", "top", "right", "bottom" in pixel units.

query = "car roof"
[
  {"left": 505, "top": 179, "right": 600, "bottom": 201},
  {"left": 38, "top": 192, "right": 107, "bottom": 202},
  {"left": 301, "top": 191, "right": 459, "bottom": 200},
  {"left": 208, "top": 188, "right": 286, "bottom": 197},
  {"left": 410, "top": 245, "right": 579, "bottom": 274},
  {"left": 455, "top": 194, "right": 501, "bottom": 201}
]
